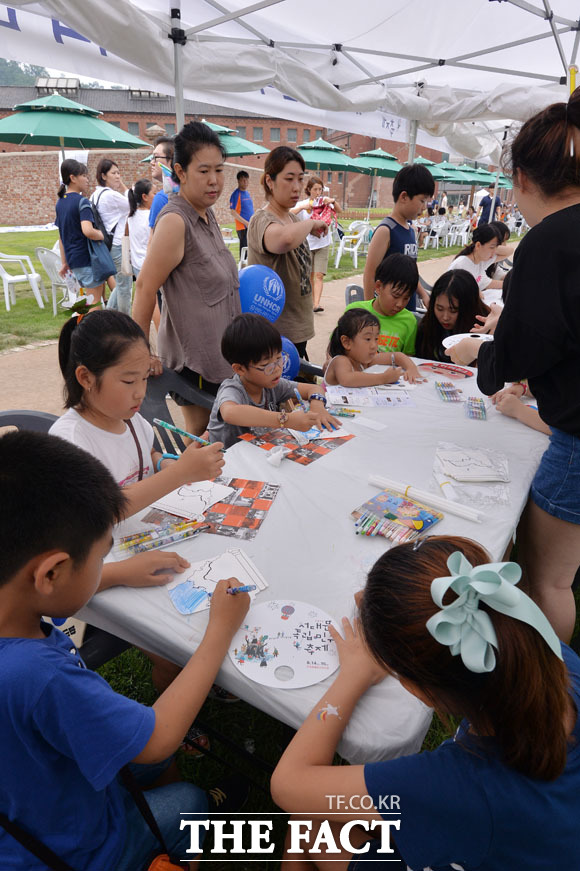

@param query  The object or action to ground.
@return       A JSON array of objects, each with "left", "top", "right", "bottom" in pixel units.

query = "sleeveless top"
[
  {"left": 155, "top": 196, "right": 241, "bottom": 383},
  {"left": 377, "top": 215, "right": 418, "bottom": 312}
]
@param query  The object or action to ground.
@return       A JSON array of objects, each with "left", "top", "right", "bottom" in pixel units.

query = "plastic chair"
[
  {"left": 140, "top": 366, "right": 215, "bottom": 453},
  {"left": 0, "top": 409, "right": 58, "bottom": 433},
  {"left": 238, "top": 246, "right": 248, "bottom": 269},
  {"left": 334, "top": 225, "right": 371, "bottom": 269},
  {"left": 35, "top": 247, "right": 68, "bottom": 315},
  {"left": 0, "top": 251, "right": 47, "bottom": 312},
  {"left": 345, "top": 283, "right": 364, "bottom": 305}
]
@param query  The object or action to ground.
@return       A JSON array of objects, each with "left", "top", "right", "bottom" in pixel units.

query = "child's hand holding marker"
[
  {"left": 380, "top": 366, "right": 404, "bottom": 384},
  {"left": 207, "top": 577, "right": 251, "bottom": 637},
  {"left": 178, "top": 441, "right": 225, "bottom": 483}
]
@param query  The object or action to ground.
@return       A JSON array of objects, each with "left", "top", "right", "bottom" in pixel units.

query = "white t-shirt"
[
  {"left": 91, "top": 186, "right": 130, "bottom": 247},
  {"left": 450, "top": 254, "right": 497, "bottom": 292},
  {"left": 297, "top": 203, "right": 331, "bottom": 252},
  {"left": 127, "top": 209, "right": 151, "bottom": 271},
  {"left": 49, "top": 408, "right": 154, "bottom": 488}
]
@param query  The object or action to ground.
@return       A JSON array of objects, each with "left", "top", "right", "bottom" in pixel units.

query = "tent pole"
[
  {"left": 171, "top": 5, "right": 186, "bottom": 130},
  {"left": 407, "top": 120, "right": 418, "bottom": 163},
  {"left": 491, "top": 126, "right": 509, "bottom": 221},
  {"left": 60, "top": 136, "right": 65, "bottom": 163},
  {"left": 366, "top": 172, "right": 375, "bottom": 220}
]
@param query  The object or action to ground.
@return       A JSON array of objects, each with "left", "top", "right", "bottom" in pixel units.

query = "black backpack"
[{"left": 90, "top": 189, "right": 117, "bottom": 250}]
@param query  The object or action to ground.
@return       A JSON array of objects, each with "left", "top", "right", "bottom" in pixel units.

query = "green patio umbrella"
[
  {"left": 407, "top": 155, "right": 450, "bottom": 182},
  {"left": 298, "top": 137, "right": 364, "bottom": 173},
  {"left": 202, "top": 119, "right": 269, "bottom": 156},
  {"left": 0, "top": 92, "right": 149, "bottom": 156},
  {"left": 352, "top": 147, "right": 402, "bottom": 177}
]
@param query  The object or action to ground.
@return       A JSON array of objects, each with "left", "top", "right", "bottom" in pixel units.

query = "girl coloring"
[
  {"left": 416, "top": 269, "right": 489, "bottom": 362},
  {"left": 449, "top": 224, "right": 512, "bottom": 306},
  {"left": 272, "top": 536, "right": 580, "bottom": 870},
  {"left": 325, "top": 309, "right": 406, "bottom": 387}
]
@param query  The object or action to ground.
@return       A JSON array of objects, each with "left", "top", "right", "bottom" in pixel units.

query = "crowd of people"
[{"left": 2, "top": 89, "right": 580, "bottom": 870}]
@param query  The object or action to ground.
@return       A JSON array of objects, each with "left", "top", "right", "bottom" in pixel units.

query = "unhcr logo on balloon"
[{"left": 239, "top": 265, "right": 286, "bottom": 323}]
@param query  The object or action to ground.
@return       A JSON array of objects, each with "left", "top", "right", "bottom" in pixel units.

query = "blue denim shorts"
[
  {"left": 71, "top": 264, "right": 102, "bottom": 289},
  {"left": 531, "top": 428, "right": 580, "bottom": 524}
]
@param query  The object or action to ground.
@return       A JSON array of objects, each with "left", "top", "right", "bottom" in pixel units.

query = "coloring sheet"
[
  {"left": 325, "top": 384, "right": 412, "bottom": 407},
  {"left": 229, "top": 600, "right": 339, "bottom": 689},
  {"left": 436, "top": 443, "right": 510, "bottom": 482},
  {"left": 239, "top": 429, "right": 355, "bottom": 465},
  {"left": 297, "top": 426, "right": 349, "bottom": 441},
  {"left": 167, "top": 548, "right": 267, "bottom": 615},
  {"left": 152, "top": 480, "right": 235, "bottom": 520}
]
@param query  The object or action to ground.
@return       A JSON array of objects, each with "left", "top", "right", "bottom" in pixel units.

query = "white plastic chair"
[
  {"left": 35, "top": 247, "right": 70, "bottom": 315},
  {"left": 238, "top": 246, "right": 248, "bottom": 269},
  {"left": 0, "top": 252, "right": 47, "bottom": 313},
  {"left": 449, "top": 220, "right": 471, "bottom": 247},
  {"left": 334, "top": 222, "right": 372, "bottom": 269}
]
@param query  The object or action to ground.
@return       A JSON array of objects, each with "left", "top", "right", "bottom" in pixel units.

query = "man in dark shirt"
[{"left": 478, "top": 185, "right": 501, "bottom": 226}]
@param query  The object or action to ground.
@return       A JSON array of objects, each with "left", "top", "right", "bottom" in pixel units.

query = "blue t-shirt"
[
  {"left": 0, "top": 623, "right": 155, "bottom": 870},
  {"left": 377, "top": 215, "right": 418, "bottom": 312},
  {"left": 229, "top": 188, "right": 254, "bottom": 227},
  {"left": 479, "top": 195, "right": 501, "bottom": 224},
  {"left": 149, "top": 189, "right": 169, "bottom": 228},
  {"left": 364, "top": 643, "right": 580, "bottom": 871},
  {"left": 55, "top": 192, "right": 93, "bottom": 268}
]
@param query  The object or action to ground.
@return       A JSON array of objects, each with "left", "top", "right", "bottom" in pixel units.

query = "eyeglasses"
[
  {"left": 150, "top": 154, "right": 165, "bottom": 163},
  {"left": 251, "top": 356, "right": 284, "bottom": 376}
]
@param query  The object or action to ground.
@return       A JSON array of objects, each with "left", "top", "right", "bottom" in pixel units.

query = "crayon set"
[
  {"left": 465, "top": 397, "right": 487, "bottom": 420},
  {"left": 354, "top": 510, "right": 423, "bottom": 542},
  {"left": 116, "top": 519, "right": 209, "bottom": 555},
  {"left": 435, "top": 381, "right": 463, "bottom": 402}
]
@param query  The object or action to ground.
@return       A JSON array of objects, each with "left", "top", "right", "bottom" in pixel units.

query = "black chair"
[
  {"left": 0, "top": 408, "right": 132, "bottom": 670},
  {"left": 0, "top": 409, "right": 57, "bottom": 432},
  {"left": 298, "top": 358, "right": 324, "bottom": 380},
  {"left": 418, "top": 275, "right": 433, "bottom": 294},
  {"left": 345, "top": 283, "right": 364, "bottom": 305},
  {"left": 140, "top": 366, "right": 215, "bottom": 452}
]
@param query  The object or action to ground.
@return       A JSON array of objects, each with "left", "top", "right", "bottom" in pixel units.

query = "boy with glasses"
[
  {"left": 208, "top": 314, "right": 337, "bottom": 448},
  {"left": 149, "top": 135, "right": 175, "bottom": 229}
]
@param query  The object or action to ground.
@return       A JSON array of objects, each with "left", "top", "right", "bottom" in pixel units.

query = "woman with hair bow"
[{"left": 272, "top": 536, "right": 580, "bottom": 870}]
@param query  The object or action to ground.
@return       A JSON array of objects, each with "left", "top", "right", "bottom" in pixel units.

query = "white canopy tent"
[{"left": 1, "top": 0, "right": 576, "bottom": 161}]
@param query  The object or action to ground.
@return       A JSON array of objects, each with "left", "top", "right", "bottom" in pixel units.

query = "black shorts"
[{"left": 170, "top": 366, "right": 221, "bottom": 406}]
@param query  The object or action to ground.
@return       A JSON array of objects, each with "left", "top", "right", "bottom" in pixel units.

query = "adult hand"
[
  {"left": 58, "top": 264, "right": 69, "bottom": 278},
  {"left": 208, "top": 577, "right": 250, "bottom": 638},
  {"left": 310, "top": 220, "right": 328, "bottom": 238},
  {"left": 149, "top": 354, "right": 163, "bottom": 377},
  {"left": 329, "top": 617, "right": 388, "bottom": 688},
  {"left": 471, "top": 302, "right": 502, "bottom": 335},
  {"left": 118, "top": 550, "right": 191, "bottom": 587},
  {"left": 445, "top": 336, "right": 482, "bottom": 366}
]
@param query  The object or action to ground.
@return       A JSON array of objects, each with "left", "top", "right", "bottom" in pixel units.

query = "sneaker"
[
  {"left": 207, "top": 774, "right": 250, "bottom": 813},
  {"left": 208, "top": 683, "right": 240, "bottom": 702}
]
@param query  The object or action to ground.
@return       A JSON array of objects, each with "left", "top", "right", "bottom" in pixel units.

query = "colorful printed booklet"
[{"left": 351, "top": 488, "right": 443, "bottom": 543}]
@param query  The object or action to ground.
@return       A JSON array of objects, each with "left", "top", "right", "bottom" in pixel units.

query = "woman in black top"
[{"left": 446, "top": 88, "right": 580, "bottom": 642}]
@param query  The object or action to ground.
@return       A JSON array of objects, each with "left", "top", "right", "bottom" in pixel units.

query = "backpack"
[{"left": 90, "top": 189, "right": 118, "bottom": 250}]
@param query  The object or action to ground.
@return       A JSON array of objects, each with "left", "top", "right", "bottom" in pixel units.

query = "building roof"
[{"left": 0, "top": 85, "right": 269, "bottom": 119}]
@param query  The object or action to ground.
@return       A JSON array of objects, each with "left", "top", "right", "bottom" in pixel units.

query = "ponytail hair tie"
[{"left": 426, "top": 551, "right": 563, "bottom": 673}]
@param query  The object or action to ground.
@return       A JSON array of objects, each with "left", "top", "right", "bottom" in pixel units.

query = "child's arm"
[
  {"left": 271, "top": 615, "right": 386, "bottom": 819},
  {"left": 80, "top": 220, "right": 104, "bottom": 242},
  {"left": 327, "top": 355, "right": 403, "bottom": 388},
  {"left": 294, "top": 385, "right": 341, "bottom": 431},
  {"left": 98, "top": 550, "right": 191, "bottom": 591},
  {"left": 58, "top": 236, "right": 69, "bottom": 277},
  {"left": 495, "top": 392, "right": 551, "bottom": 435},
  {"left": 121, "top": 441, "right": 225, "bottom": 517},
  {"left": 132, "top": 578, "right": 249, "bottom": 763},
  {"left": 219, "top": 400, "right": 322, "bottom": 433},
  {"left": 375, "top": 351, "right": 421, "bottom": 383},
  {"left": 363, "top": 226, "right": 389, "bottom": 300}
]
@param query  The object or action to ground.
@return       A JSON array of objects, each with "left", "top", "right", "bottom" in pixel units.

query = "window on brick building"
[
  {"left": 165, "top": 123, "right": 176, "bottom": 136},
  {"left": 237, "top": 126, "right": 246, "bottom": 138},
  {"left": 253, "top": 127, "right": 263, "bottom": 141},
  {"left": 316, "top": 129, "right": 324, "bottom": 139},
  {"left": 337, "top": 172, "right": 343, "bottom": 184},
  {"left": 271, "top": 127, "right": 280, "bottom": 142},
  {"left": 303, "top": 129, "right": 310, "bottom": 142},
  {"left": 128, "top": 122, "right": 140, "bottom": 136},
  {"left": 327, "top": 172, "right": 332, "bottom": 182},
  {"left": 287, "top": 128, "right": 297, "bottom": 142},
  {"left": 109, "top": 121, "right": 121, "bottom": 128}
]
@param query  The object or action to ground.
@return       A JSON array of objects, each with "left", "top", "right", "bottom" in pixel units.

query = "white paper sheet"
[
  {"left": 167, "top": 548, "right": 267, "bottom": 614},
  {"left": 152, "top": 480, "right": 234, "bottom": 520}
]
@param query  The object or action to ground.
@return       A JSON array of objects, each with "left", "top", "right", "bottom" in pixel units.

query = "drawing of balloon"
[{"left": 281, "top": 604, "right": 295, "bottom": 621}]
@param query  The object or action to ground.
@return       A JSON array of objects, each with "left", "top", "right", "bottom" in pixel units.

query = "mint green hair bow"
[{"left": 426, "top": 552, "right": 563, "bottom": 673}]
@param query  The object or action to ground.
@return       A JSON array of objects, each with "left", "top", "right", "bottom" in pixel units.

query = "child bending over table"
[
  {"left": 208, "top": 313, "right": 338, "bottom": 449},
  {"left": 324, "top": 308, "right": 408, "bottom": 387},
  {"left": 271, "top": 535, "right": 580, "bottom": 870},
  {"left": 0, "top": 431, "right": 250, "bottom": 871}
]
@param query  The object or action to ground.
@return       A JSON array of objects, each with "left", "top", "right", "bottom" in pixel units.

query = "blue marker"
[
  {"left": 293, "top": 388, "right": 309, "bottom": 412},
  {"left": 208, "top": 584, "right": 257, "bottom": 598}
]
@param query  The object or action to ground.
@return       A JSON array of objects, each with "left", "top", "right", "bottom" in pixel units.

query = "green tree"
[{"left": 0, "top": 58, "right": 49, "bottom": 86}]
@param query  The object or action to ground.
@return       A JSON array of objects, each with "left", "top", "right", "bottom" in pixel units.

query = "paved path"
[{"left": 0, "top": 252, "right": 460, "bottom": 418}]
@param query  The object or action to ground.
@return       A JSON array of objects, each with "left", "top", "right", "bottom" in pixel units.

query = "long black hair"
[
  {"left": 328, "top": 308, "right": 380, "bottom": 358},
  {"left": 58, "top": 310, "right": 149, "bottom": 409},
  {"left": 455, "top": 223, "right": 498, "bottom": 259},
  {"left": 58, "top": 158, "right": 87, "bottom": 198},
  {"left": 128, "top": 178, "right": 153, "bottom": 217},
  {"left": 416, "top": 269, "right": 489, "bottom": 361}
]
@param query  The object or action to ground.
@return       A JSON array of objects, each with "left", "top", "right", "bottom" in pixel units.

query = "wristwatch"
[{"left": 309, "top": 392, "right": 327, "bottom": 407}]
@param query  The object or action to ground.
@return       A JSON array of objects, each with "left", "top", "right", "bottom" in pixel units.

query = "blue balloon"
[
  {"left": 281, "top": 336, "right": 300, "bottom": 379},
  {"left": 238, "top": 265, "right": 285, "bottom": 322}
]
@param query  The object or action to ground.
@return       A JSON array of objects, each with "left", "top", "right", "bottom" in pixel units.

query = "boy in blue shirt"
[
  {"left": 0, "top": 430, "right": 249, "bottom": 871},
  {"left": 229, "top": 170, "right": 254, "bottom": 255},
  {"left": 363, "top": 164, "right": 435, "bottom": 311}
]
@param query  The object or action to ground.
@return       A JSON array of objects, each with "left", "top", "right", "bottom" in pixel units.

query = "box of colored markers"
[
  {"left": 114, "top": 519, "right": 209, "bottom": 556},
  {"left": 351, "top": 489, "right": 443, "bottom": 543}
]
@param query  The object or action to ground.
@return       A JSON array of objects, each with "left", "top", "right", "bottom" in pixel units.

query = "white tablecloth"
[{"left": 78, "top": 363, "right": 549, "bottom": 764}]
